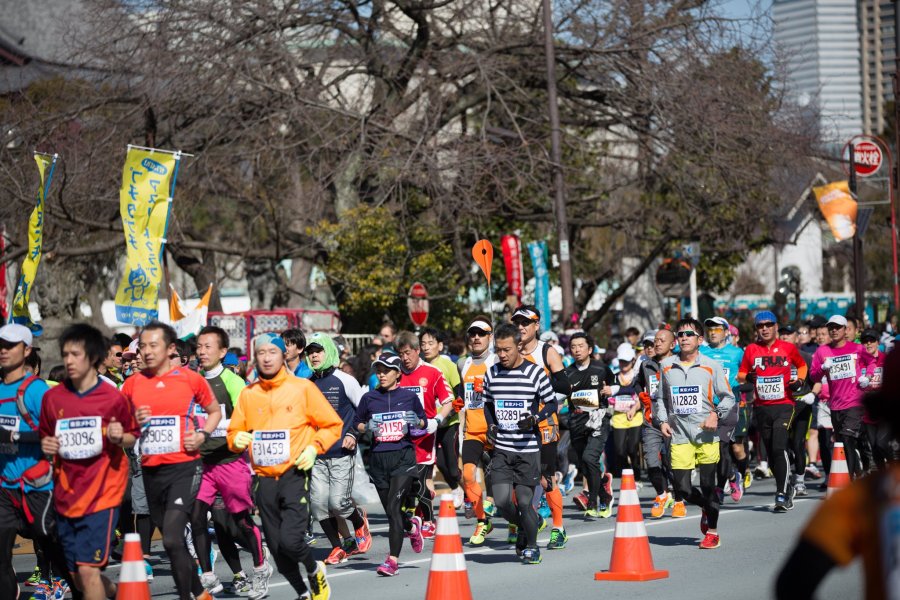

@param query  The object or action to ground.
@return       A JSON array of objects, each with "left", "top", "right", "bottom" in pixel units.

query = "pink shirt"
[{"left": 810, "top": 342, "right": 875, "bottom": 411}]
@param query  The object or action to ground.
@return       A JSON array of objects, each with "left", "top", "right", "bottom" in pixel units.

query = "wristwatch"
[{"left": 198, "top": 430, "right": 211, "bottom": 441}]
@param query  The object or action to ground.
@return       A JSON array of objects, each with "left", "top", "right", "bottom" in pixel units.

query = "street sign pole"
[{"left": 848, "top": 146, "right": 866, "bottom": 322}]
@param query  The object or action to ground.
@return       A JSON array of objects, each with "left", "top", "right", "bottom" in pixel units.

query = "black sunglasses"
[{"left": 676, "top": 330, "right": 698, "bottom": 338}]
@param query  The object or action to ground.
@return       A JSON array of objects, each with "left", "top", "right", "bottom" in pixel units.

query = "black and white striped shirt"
[{"left": 483, "top": 360, "right": 555, "bottom": 453}]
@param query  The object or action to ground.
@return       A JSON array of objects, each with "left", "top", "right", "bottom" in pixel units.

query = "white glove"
[
  {"left": 426, "top": 418, "right": 439, "bottom": 434},
  {"left": 821, "top": 358, "right": 833, "bottom": 371},
  {"left": 586, "top": 409, "right": 606, "bottom": 431},
  {"left": 799, "top": 393, "right": 816, "bottom": 405},
  {"left": 858, "top": 376, "right": 870, "bottom": 389}
]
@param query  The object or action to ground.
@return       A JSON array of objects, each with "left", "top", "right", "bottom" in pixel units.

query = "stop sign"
[
  {"left": 407, "top": 282, "right": 429, "bottom": 327},
  {"left": 849, "top": 140, "right": 883, "bottom": 177}
]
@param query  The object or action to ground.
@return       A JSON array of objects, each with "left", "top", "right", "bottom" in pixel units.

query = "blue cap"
[
  {"left": 223, "top": 352, "right": 239, "bottom": 366},
  {"left": 754, "top": 310, "right": 777, "bottom": 325},
  {"left": 254, "top": 332, "right": 286, "bottom": 353}
]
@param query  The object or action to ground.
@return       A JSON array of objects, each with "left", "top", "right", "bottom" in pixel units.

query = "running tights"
[
  {"left": 435, "top": 425, "right": 461, "bottom": 490},
  {"left": 135, "top": 514, "right": 156, "bottom": 556},
  {"left": 192, "top": 501, "right": 264, "bottom": 573},
  {"left": 613, "top": 427, "right": 642, "bottom": 480},
  {"left": 0, "top": 527, "right": 79, "bottom": 600},
  {"left": 673, "top": 463, "right": 719, "bottom": 529},
  {"left": 493, "top": 483, "right": 538, "bottom": 547},
  {"left": 161, "top": 509, "right": 205, "bottom": 599},
  {"left": 377, "top": 475, "right": 414, "bottom": 557}
]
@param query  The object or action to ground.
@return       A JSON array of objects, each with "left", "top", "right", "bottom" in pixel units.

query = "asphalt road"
[{"left": 15, "top": 475, "right": 860, "bottom": 600}]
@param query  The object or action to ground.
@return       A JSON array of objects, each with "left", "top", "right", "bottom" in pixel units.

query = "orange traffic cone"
[
  {"left": 117, "top": 533, "right": 151, "bottom": 600},
  {"left": 827, "top": 442, "right": 851, "bottom": 497},
  {"left": 595, "top": 469, "right": 669, "bottom": 581},
  {"left": 425, "top": 493, "right": 472, "bottom": 600}
]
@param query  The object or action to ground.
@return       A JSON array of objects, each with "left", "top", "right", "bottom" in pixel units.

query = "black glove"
[
  {"left": 788, "top": 379, "right": 804, "bottom": 393},
  {"left": 0, "top": 429, "right": 13, "bottom": 444},
  {"left": 746, "top": 372, "right": 757, "bottom": 384},
  {"left": 486, "top": 425, "right": 498, "bottom": 446},
  {"left": 517, "top": 413, "right": 538, "bottom": 431}
]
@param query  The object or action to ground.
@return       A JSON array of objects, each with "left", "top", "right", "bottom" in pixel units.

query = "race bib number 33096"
[{"left": 56, "top": 417, "right": 103, "bottom": 460}]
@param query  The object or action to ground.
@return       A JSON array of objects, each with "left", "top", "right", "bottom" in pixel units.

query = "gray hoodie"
[{"left": 654, "top": 353, "right": 735, "bottom": 444}]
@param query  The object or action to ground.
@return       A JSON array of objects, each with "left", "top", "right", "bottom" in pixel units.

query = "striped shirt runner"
[{"left": 483, "top": 361, "right": 554, "bottom": 453}]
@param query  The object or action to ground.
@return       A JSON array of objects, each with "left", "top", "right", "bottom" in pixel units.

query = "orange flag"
[
  {"left": 472, "top": 240, "right": 493, "bottom": 284},
  {"left": 813, "top": 180, "right": 857, "bottom": 241}
]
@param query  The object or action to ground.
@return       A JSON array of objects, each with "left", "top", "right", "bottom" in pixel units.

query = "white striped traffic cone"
[
  {"left": 826, "top": 442, "right": 851, "bottom": 497},
  {"left": 425, "top": 494, "right": 472, "bottom": 600},
  {"left": 117, "top": 533, "right": 150, "bottom": 600}
]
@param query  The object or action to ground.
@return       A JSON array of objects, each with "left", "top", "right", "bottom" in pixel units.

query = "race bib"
[
  {"left": 570, "top": 389, "right": 600, "bottom": 411},
  {"left": 0, "top": 415, "right": 17, "bottom": 456},
  {"left": 671, "top": 386, "right": 701, "bottom": 415},
  {"left": 142, "top": 416, "right": 181, "bottom": 455},
  {"left": 211, "top": 419, "right": 230, "bottom": 439},
  {"left": 56, "top": 417, "right": 103, "bottom": 460},
  {"left": 252, "top": 430, "right": 290, "bottom": 467},
  {"left": 613, "top": 395, "right": 635, "bottom": 413},
  {"left": 373, "top": 411, "right": 407, "bottom": 442},
  {"left": 872, "top": 367, "right": 884, "bottom": 388},
  {"left": 464, "top": 382, "right": 484, "bottom": 410},
  {"left": 402, "top": 386, "right": 426, "bottom": 406},
  {"left": 831, "top": 355, "right": 855, "bottom": 381},
  {"left": 723, "top": 367, "right": 731, "bottom": 382},
  {"left": 756, "top": 376, "right": 785, "bottom": 401},
  {"left": 649, "top": 376, "right": 659, "bottom": 397},
  {"left": 495, "top": 399, "right": 526, "bottom": 431}
]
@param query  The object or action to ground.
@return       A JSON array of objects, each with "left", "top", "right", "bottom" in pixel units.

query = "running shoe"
[
  {"left": 249, "top": 561, "right": 272, "bottom": 600},
  {"left": 753, "top": 465, "right": 769, "bottom": 479},
  {"left": 538, "top": 517, "right": 547, "bottom": 533},
  {"left": 452, "top": 487, "right": 465, "bottom": 509},
  {"left": 464, "top": 501, "right": 475, "bottom": 519},
  {"left": 145, "top": 560, "right": 154, "bottom": 581},
  {"left": 483, "top": 499, "right": 496, "bottom": 517},
  {"left": 26, "top": 567, "right": 42, "bottom": 586},
  {"left": 573, "top": 492, "right": 589, "bottom": 511},
  {"left": 699, "top": 533, "right": 720, "bottom": 549},
  {"left": 805, "top": 464, "right": 822, "bottom": 480},
  {"left": 195, "top": 592, "right": 215, "bottom": 600},
  {"left": 376, "top": 556, "right": 399, "bottom": 577},
  {"left": 715, "top": 487, "right": 725, "bottom": 505},
  {"left": 229, "top": 572, "right": 251, "bottom": 593},
  {"left": 407, "top": 516, "right": 424, "bottom": 553},
  {"left": 774, "top": 494, "right": 789, "bottom": 513},
  {"left": 597, "top": 502, "right": 614, "bottom": 519},
  {"left": 522, "top": 547, "right": 542, "bottom": 564},
  {"left": 700, "top": 510, "right": 708, "bottom": 535},
  {"left": 601, "top": 472, "right": 614, "bottom": 501},
  {"left": 324, "top": 547, "right": 348, "bottom": 565},
  {"left": 547, "top": 528, "right": 567, "bottom": 550},
  {"left": 469, "top": 520, "right": 491, "bottom": 546},
  {"left": 722, "top": 480, "right": 732, "bottom": 496},
  {"left": 52, "top": 578, "right": 69, "bottom": 599},
  {"left": 744, "top": 470, "right": 753, "bottom": 489},
  {"left": 515, "top": 531, "right": 527, "bottom": 557},
  {"left": 29, "top": 581, "right": 52, "bottom": 600},
  {"left": 507, "top": 524, "right": 518, "bottom": 544},
  {"left": 308, "top": 562, "right": 330, "bottom": 600},
  {"left": 794, "top": 482, "right": 809, "bottom": 497},
  {"left": 562, "top": 464, "right": 577, "bottom": 495},
  {"left": 730, "top": 474, "right": 744, "bottom": 503},
  {"left": 671, "top": 500, "right": 687, "bottom": 518},
  {"left": 342, "top": 536, "right": 360, "bottom": 557},
  {"left": 421, "top": 521, "right": 436, "bottom": 539},
  {"left": 650, "top": 494, "right": 674, "bottom": 519},
  {"left": 584, "top": 508, "right": 602, "bottom": 520},
  {"left": 355, "top": 508, "right": 372, "bottom": 554},
  {"left": 200, "top": 571, "right": 224, "bottom": 595}
]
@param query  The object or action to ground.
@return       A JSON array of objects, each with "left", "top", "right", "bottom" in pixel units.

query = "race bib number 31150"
[{"left": 56, "top": 417, "right": 103, "bottom": 460}]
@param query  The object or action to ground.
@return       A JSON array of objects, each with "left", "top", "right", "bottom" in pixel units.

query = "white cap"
[
  {"left": 641, "top": 329, "right": 657, "bottom": 343},
  {"left": 0, "top": 324, "right": 33, "bottom": 347},
  {"left": 827, "top": 315, "right": 848, "bottom": 327},
  {"left": 540, "top": 331, "right": 559, "bottom": 343},
  {"left": 616, "top": 342, "right": 636, "bottom": 363},
  {"left": 704, "top": 316, "right": 729, "bottom": 329},
  {"left": 121, "top": 339, "right": 140, "bottom": 358}
]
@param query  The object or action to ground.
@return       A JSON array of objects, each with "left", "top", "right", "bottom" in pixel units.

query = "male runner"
[
  {"left": 738, "top": 311, "right": 807, "bottom": 512},
  {"left": 191, "top": 325, "right": 270, "bottom": 598},
  {"left": 283, "top": 328, "right": 314, "bottom": 379},
  {"left": 228, "top": 332, "right": 342, "bottom": 600},
  {"left": 512, "top": 305, "right": 571, "bottom": 550},
  {"left": 38, "top": 323, "right": 140, "bottom": 600},
  {"left": 657, "top": 318, "right": 735, "bottom": 549},
  {"left": 778, "top": 325, "right": 816, "bottom": 496},
  {"left": 122, "top": 321, "right": 222, "bottom": 600},
  {"left": 455, "top": 317, "right": 497, "bottom": 545},
  {"left": 483, "top": 324, "right": 557, "bottom": 564}
]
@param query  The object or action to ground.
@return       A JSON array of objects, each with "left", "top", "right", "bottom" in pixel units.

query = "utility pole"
[
  {"left": 849, "top": 145, "right": 866, "bottom": 322},
  {"left": 892, "top": 3, "right": 900, "bottom": 312},
  {"left": 541, "top": 0, "right": 575, "bottom": 325}
]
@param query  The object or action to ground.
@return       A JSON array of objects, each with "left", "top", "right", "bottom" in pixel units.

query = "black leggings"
[
  {"left": 613, "top": 426, "right": 642, "bottom": 480},
  {"left": 788, "top": 404, "right": 812, "bottom": 478},
  {"left": 493, "top": 483, "right": 537, "bottom": 547},
  {"left": 716, "top": 440, "right": 732, "bottom": 488},
  {"left": 135, "top": 514, "right": 157, "bottom": 557},
  {"left": 673, "top": 462, "right": 719, "bottom": 529},
  {"left": 161, "top": 509, "right": 205, "bottom": 599},
  {"left": 408, "top": 464, "right": 434, "bottom": 523},
  {"left": 377, "top": 476, "right": 415, "bottom": 557},
  {"left": 755, "top": 404, "right": 793, "bottom": 496},
  {"left": 192, "top": 500, "right": 264, "bottom": 573},
  {"left": 435, "top": 425, "right": 461, "bottom": 490},
  {"left": 571, "top": 425, "right": 611, "bottom": 506},
  {"left": 819, "top": 428, "right": 833, "bottom": 476},
  {"left": 0, "top": 528, "right": 78, "bottom": 599}
]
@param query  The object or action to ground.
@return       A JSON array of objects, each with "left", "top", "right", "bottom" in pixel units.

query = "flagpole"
[{"left": 126, "top": 144, "right": 195, "bottom": 157}]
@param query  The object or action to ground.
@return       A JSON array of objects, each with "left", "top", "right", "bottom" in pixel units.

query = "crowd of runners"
[{"left": 0, "top": 304, "right": 894, "bottom": 599}]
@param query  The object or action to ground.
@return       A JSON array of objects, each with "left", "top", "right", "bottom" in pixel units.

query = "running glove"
[
  {"left": 426, "top": 418, "right": 440, "bottom": 434},
  {"left": 858, "top": 375, "right": 870, "bottom": 389},
  {"left": 821, "top": 358, "right": 833, "bottom": 371},
  {"left": 517, "top": 413, "right": 538, "bottom": 431},
  {"left": 799, "top": 393, "right": 816, "bottom": 405},
  {"left": 403, "top": 412, "right": 421, "bottom": 426},
  {"left": 452, "top": 397, "right": 465, "bottom": 412},
  {"left": 295, "top": 445, "right": 317, "bottom": 470},
  {"left": 233, "top": 431, "right": 253, "bottom": 450}
]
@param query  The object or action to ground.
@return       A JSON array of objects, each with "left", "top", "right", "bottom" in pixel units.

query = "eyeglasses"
[
  {"left": 468, "top": 330, "right": 489, "bottom": 338},
  {"left": 755, "top": 322, "right": 776, "bottom": 329},
  {"left": 676, "top": 330, "right": 698, "bottom": 338},
  {"left": 114, "top": 352, "right": 123, "bottom": 358}
]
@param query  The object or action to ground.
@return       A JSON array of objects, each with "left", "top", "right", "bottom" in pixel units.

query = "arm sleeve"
[
  {"left": 549, "top": 369, "right": 572, "bottom": 396},
  {"left": 791, "top": 347, "right": 808, "bottom": 380},
  {"left": 713, "top": 363, "right": 735, "bottom": 417},
  {"left": 655, "top": 369, "right": 669, "bottom": 423},
  {"left": 535, "top": 372, "right": 558, "bottom": 420},
  {"left": 774, "top": 539, "right": 835, "bottom": 600}
]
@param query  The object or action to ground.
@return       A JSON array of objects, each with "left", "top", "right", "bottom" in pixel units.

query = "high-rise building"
[
  {"left": 773, "top": 0, "right": 864, "bottom": 143},
  {"left": 859, "top": 1, "right": 897, "bottom": 136}
]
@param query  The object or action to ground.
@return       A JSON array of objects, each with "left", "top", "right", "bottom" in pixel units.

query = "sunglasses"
[
  {"left": 468, "top": 330, "right": 490, "bottom": 338},
  {"left": 756, "top": 322, "right": 776, "bottom": 329},
  {"left": 706, "top": 326, "right": 725, "bottom": 333},
  {"left": 676, "top": 330, "right": 698, "bottom": 338}
]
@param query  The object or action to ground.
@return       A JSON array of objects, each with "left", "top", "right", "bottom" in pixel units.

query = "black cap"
[
  {"left": 373, "top": 353, "right": 402, "bottom": 371},
  {"left": 861, "top": 328, "right": 880, "bottom": 342},
  {"left": 305, "top": 342, "right": 325, "bottom": 353},
  {"left": 778, "top": 324, "right": 796, "bottom": 334},
  {"left": 806, "top": 315, "right": 827, "bottom": 328}
]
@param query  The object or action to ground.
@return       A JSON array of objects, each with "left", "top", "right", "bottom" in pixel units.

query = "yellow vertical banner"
[
  {"left": 11, "top": 152, "right": 57, "bottom": 334},
  {"left": 813, "top": 180, "right": 857, "bottom": 242},
  {"left": 114, "top": 147, "right": 179, "bottom": 325}
]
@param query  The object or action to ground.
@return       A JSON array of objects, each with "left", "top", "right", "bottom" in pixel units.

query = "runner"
[
  {"left": 609, "top": 343, "right": 643, "bottom": 484},
  {"left": 699, "top": 317, "right": 745, "bottom": 503},
  {"left": 810, "top": 315, "right": 876, "bottom": 479},
  {"left": 0, "top": 324, "right": 79, "bottom": 600},
  {"left": 353, "top": 353, "right": 426, "bottom": 576},
  {"left": 305, "top": 333, "right": 372, "bottom": 565},
  {"left": 637, "top": 328, "right": 678, "bottom": 518},
  {"left": 657, "top": 318, "right": 735, "bottom": 549},
  {"left": 563, "top": 332, "right": 615, "bottom": 519},
  {"left": 455, "top": 317, "right": 498, "bottom": 546},
  {"left": 778, "top": 325, "right": 816, "bottom": 496},
  {"left": 395, "top": 331, "right": 453, "bottom": 541},
  {"left": 513, "top": 305, "right": 571, "bottom": 550},
  {"left": 38, "top": 323, "right": 140, "bottom": 600},
  {"left": 227, "top": 332, "right": 342, "bottom": 600},
  {"left": 483, "top": 323, "right": 557, "bottom": 564},
  {"left": 121, "top": 321, "right": 222, "bottom": 600},
  {"left": 419, "top": 328, "right": 464, "bottom": 508},
  {"left": 860, "top": 328, "right": 890, "bottom": 467},
  {"left": 738, "top": 310, "right": 807, "bottom": 512},
  {"left": 283, "top": 328, "right": 314, "bottom": 379},
  {"left": 190, "top": 325, "right": 270, "bottom": 598}
]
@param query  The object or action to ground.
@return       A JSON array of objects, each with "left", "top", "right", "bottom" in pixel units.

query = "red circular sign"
[
  {"left": 407, "top": 282, "right": 429, "bottom": 326},
  {"left": 847, "top": 140, "right": 883, "bottom": 177}
]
